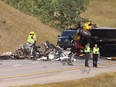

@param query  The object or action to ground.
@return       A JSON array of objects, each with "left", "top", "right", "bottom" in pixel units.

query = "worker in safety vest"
[
  {"left": 92, "top": 44, "right": 100, "bottom": 68},
  {"left": 27, "top": 31, "right": 37, "bottom": 57},
  {"left": 27, "top": 31, "right": 36, "bottom": 45},
  {"left": 84, "top": 43, "right": 91, "bottom": 67}
]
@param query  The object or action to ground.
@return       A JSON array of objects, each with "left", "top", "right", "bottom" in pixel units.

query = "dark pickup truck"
[{"left": 57, "top": 29, "right": 77, "bottom": 50}]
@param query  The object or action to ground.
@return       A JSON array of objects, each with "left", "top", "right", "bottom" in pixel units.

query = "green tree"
[
  {"left": 2, "top": 0, "right": 90, "bottom": 30},
  {"left": 33, "top": 0, "right": 90, "bottom": 30}
]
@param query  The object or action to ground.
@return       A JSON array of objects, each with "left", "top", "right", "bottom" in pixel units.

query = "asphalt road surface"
[{"left": 0, "top": 55, "right": 116, "bottom": 87}]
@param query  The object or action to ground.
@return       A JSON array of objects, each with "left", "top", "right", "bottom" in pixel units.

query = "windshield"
[{"left": 61, "top": 30, "right": 76, "bottom": 37}]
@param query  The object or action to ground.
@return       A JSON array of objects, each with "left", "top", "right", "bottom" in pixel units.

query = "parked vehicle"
[{"left": 57, "top": 29, "right": 77, "bottom": 50}]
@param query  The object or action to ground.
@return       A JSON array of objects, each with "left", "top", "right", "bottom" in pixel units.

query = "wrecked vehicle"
[{"left": 57, "top": 27, "right": 116, "bottom": 57}]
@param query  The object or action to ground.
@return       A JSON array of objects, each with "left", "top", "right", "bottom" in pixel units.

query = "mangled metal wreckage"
[{"left": 0, "top": 27, "right": 116, "bottom": 61}]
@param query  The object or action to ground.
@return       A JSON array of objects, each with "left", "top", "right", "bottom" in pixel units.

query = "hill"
[
  {"left": 81, "top": 0, "right": 116, "bottom": 28},
  {"left": 0, "top": 1, "right": 60, "bottom": 53}
]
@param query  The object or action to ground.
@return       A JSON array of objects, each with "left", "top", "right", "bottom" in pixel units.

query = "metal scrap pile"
[{"left": 0, "top": 41, "right": 62, "bottom": 60}]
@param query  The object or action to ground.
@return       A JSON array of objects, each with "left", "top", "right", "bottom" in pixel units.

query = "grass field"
[
  {"left": 81, "top": 0, "right": 116, "bottom": 28},
  {"left": 17, "top": 72, "right": 116, "bottom": 87}
]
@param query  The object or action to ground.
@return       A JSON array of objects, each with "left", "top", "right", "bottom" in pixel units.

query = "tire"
[
  {"left": 15, "top": 49, "right": 24, "bottom": 59},
  {"left": 79, "top": 29, "right": 91, "bottom": 37}
]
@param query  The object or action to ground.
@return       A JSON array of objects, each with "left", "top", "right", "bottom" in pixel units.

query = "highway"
[{"left": 0, "top": 56, "right": 116, "bottom": 87}]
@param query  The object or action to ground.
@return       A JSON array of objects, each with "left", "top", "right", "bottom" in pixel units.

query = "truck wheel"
[{"left": 79, "top": 29, "right": 91, "bottom": 37}]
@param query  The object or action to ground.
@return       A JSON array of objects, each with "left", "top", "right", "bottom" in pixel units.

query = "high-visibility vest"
[
  {"left": 93, "top": 47, "right": 99, "bottom": 54},
  {"left": 84, "top": 47, "right": 90, "bottom": 53},
  {"left": 27, "top": 35, "right": 35, "bottom": 44}
]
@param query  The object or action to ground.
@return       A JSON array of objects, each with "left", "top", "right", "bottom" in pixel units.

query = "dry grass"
[
  {"left": 81, "top": 0, "right": 116, "bottom": 28},
  {"left": 17, "top": 72, "right": 116, "bottom": 87},
  {"left": 0, "top": 1, "right": 60, "bottom": 54}
]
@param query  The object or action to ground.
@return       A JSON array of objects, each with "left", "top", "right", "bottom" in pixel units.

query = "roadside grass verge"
[{"left": 17, "top": 72, "right": 116, "bottom": 87}]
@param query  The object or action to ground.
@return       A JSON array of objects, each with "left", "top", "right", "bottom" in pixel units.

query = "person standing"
[
  {"left": 27, "top": 31, "right": 37, "bottom": 57},
  {"left": 92, "top": 44, "right": 100, "bottom": 68},
  {"left": 84, "top": 43, "right": 91, "bottom": 67}
]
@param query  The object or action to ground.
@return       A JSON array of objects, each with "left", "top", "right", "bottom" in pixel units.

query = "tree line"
[{"left": 2, "top": 0, "right": 90, "bottom": 31}]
